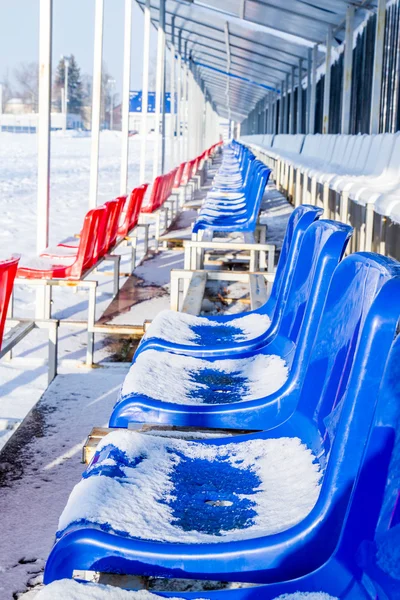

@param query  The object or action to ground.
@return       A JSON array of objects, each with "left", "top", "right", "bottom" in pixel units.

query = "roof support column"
[
  {"left": 341, "top": 5, "right": 354, "bottom": 135},
  {"left": 290, "top": 66, "right": 295, "bottom": 134},
  {"left": 153, "top": 0, "right": 166, "bottom": 177},
  {"left": 323, "top": 25, "right": 332, "bottom": 134},
  {"left": 273, "top": 91, "right": 277, "bottom": 134},
  {"left": 264, "top": 96, "right": 268, "bottom": 134},
  {"left": 183, "top": 41, "right": 189, "bottom": 159},
  {"left": 177, "top": 30, "right": 183, "bottom": 162},
  {"left": 306, "top": 48, "right": 312, "bottom": 133},
  {"left": 89, "top": 0, "right": 104, "bottom": 208},
  {"left": 309, "top": 44, "right": 318, "bottom": 135},
  {"left": 297, "top": 58, "right": 303, "bottom": 133},
  {"left": 170, "top": 16, "right": 176, "bottom": 168},
  {"left": 370, "top": 0, "right": 386, "bottom": 133},
  {"left": 120, "top": 0, "right": 132, "bottom": 195},
  {"left": 37, "top": 0, "right": 52, "bottom": 255},
  {"left": 279, "top": 80, "right": 285, "bottom": 134},
  {"left": 284, "top": 73, "right": 289, "bottom": 133},
  {"left": 139, "top": 0, "right": 150, "bottom": 183}
]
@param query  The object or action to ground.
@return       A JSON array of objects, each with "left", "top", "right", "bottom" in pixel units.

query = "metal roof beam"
[
  {"left": 136, "top": 1, "right": 315, "bottom": 61},
  {"left": 185, "top": 39, "right": 286, "bottom": 81},
  {"left": 164, "top": 22, "right": 302, "bottom": 71}
]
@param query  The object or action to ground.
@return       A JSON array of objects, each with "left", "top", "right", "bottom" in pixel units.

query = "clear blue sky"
[{"left": 0, "top": 0, "right": 158, "bottom": 99}]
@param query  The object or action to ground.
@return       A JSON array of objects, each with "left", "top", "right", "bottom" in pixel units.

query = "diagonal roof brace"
[
  {"left": 224, "top": 21, "right": 231, "bottom": 122},
  {"left": 193, "top": 60, "right": 279, "bottom": 92}
]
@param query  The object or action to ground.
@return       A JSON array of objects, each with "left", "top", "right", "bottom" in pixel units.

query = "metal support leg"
[
  {"left": 365, "top": 203, "right": 374, "bottom": 252},
  {"left": 323, "top": 183, "right": 329, "bottom": 216},
  {"left": 44, "top": 284, "right": 52, "bottom": 319},
  {"left": 155, "top": 212, "right": 161, "bottom": 249},
  {"left": 129, "top": 236, "right": 138, "bottom": 272},
  {"left": 295, "top": 169, "right": 302, "bottom": 207},
  {"left": 47, "top": 319, "right": 58, "bottom": 384},
  {"left": 86, "top": 282, "right": 97, "bottom": 367}
]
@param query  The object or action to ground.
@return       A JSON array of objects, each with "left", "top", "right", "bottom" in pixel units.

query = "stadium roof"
[{"left": 136, "top": 0, "right": 378, "bottom": 121}]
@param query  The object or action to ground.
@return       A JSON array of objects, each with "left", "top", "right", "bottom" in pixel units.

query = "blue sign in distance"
[{"left": 129, "top": 91, "right": 174, "bottom": 113}]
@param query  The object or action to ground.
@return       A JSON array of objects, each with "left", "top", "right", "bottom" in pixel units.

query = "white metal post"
[
  {"left": 64, "top": 57, "right": 69, "bottom": 132},
  {"left": 341, "top": 6, "right": 354, "bottom": 135},
  {"left": 177, "top": 30, "right": 183, "bottom": 163},
  {"left": 139, "top": 0, "right": 150, "bottom": 184},
  {"left": 37, "top": 0, "right": 52, "bottom": 254},
  {"left": 297, "top": 58, "right": 303, "bottom": 133},
  {"left": 290, "top": 66, "right": 295, "bottom": 134},
  {"left": 183, "top": 41, "right": 189, "bottom": 160},
  {"left": 284, "top": 73, "right": 289, "bottom": 133},
  {"left": 120, "top": 0, "right": 132, "bottom": 195},
  {"left": 370, "top": 0, "right": 386, "bottom": 134},
  {"left": 279, "top": 81, "right": 284, "bottom": 133},
  {"left": 36, "top": 0, "right": 53, "bottom": 319},
  {"left": 323, "top": 26, "right": 332, "bottom": 134},
  {"left": 153, "top": 0, "right": 166, "bottom": 178},
  {"left": 306, "top": 48, "right": 312, "bottom": 133},
  {"left": 89, "top": 0, "right": 104, "bottom": 209},
  {"left": 309, "top": 44, "right": 318, "bottom": 135},
  {"left": 160, "top": 0, "right": 167, "bottom": 174},
  {"left": 170, "top": 16, "right": 176, "bottom": 168},
  {"left": 0, "top": 83, "right": 3, "bottom": 133}
]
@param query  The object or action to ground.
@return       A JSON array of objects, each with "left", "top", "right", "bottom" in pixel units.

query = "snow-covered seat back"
[
  {"left": 262, "top": 134, "right": 274, "bottom": 148},
  {"left": 272, "top": 134, "right": 305, "bottom": 154}
]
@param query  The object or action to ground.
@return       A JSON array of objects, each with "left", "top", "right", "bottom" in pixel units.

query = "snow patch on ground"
[
  {"left": 58, "top": 430, "right": 322, "bottom": 544},
  {"left": 146, "top": 310, "right": 270, "bottom": 345},
  {"left": 0, "top": 366, "right": 128, "bottom": 599},
  {"left": 121, "top": 350, "right": 288, "bottom": 404},
  {"left": 34, "top": 579, "right": 192, "bottom": 599}
]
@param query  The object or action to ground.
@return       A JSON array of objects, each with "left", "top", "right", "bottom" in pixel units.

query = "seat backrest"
[
  {"left": 0, "top": 256, "right": 20, "bottom": 350},
  {"left": 371, "top": 133, "right": 397, "bottom": 176},
  {"left": 92, "top": 203, "right": 110, "bottom": 262},
  {"left": 272, "top": 134, "right": 305, "bottom": 154},
  {"left": 129, "top": 184, "right": 148, "bottom": 231},
  {"left": 385, "top": 132, "right": 400, "bottom": 176},
  {"left": 262, "top": 205, "right": 324, "bottom": 321},
  {"left": 173, "top": 163, "right": 186, "bottom": 189},
  {"left": 278, "top": 220, "right": 351, "bottom": 347},
  {"left": 107, "top": 196, "right": 126, "bottom": 250},
  {"left": 70, "top": 206, "right": 107, "bottom": 277},
  {"left": 330, "top": 323, "right": 400, "bottom": 591},
  {"left": 296, "top": 253, "right": 400, "bottom": 446},
  {"left": 181, "top": 160, "right": 195, "bottom": 186},
  {"left": 272, "top": 272, "right": 400, "bottom": 580},
  {"left": 142, "top": 176, "right": 162, "bottom": 213}
]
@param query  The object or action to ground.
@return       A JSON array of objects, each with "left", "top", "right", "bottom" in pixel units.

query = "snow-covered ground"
[
  {"left": 0, "top": 132, "right": 159, "bottom": 450},
  {"left": 0, "top": 133, "right": 294, "bottom": 597}
]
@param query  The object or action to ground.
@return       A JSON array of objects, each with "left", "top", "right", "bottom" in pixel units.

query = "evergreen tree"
[{"left": 54, "top": 55, "right": 84, "bottom": 115}]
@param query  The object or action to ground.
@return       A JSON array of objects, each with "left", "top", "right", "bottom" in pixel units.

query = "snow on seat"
[
  {"left": 193, "top": 161, "right": 270, "bottom": 235},
  {"left": 134, "top": 206, "right": 324, "bottom": 359},
  {"left": 57, "top": 430, "right": 322, "bottom": 544},
  {"left": 145, "top": 310, "right": 271, "bottom": 347},
  {"left": 120, "top": 350, "right": 288, "bottom": 406},
  {"left": 17, "top": 205, "right": 107, "bottom": 280},
  {"left": 44, "top": 263, "right": 400, "bottom": 587},
  {"left": 111, "top": 220, "right": 350, "bottom": 429}
]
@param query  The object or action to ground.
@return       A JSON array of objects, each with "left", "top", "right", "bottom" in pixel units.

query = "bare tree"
[
  {"left": 14, "top": 62, "right": 39, "bottom": 111},
  {"left": 0, "top": 72, "right": 13, "bottom": 106}
]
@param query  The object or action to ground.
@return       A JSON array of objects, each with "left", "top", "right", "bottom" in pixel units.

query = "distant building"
[
  {"left": 0, "top": 112, "right": 84, "bottom": 133},
  {"left": 4, "top": 98, "right": 35, "bottom": 115}
]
